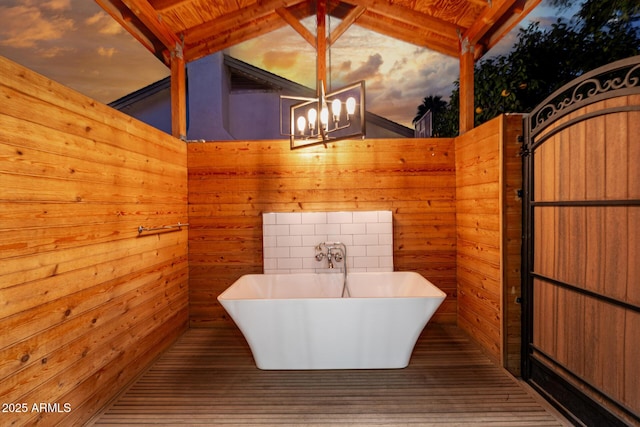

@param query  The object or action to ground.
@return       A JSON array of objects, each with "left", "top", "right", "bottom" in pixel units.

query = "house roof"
[
  {"left": 109, "top": 54, "right": 414, "bottom": 138},
  {"left": 96, "top": 0, "right": 541, "bottom": 66},
  {"left": 224, "top": 56, "right": 414, "bottom": 136}
]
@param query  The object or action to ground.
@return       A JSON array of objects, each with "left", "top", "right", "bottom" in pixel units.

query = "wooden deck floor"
[{"left": 92, "top": 324, "right": 569, "bottom": 426}]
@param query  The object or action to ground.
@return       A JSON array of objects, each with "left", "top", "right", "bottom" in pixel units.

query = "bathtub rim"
[{"left": 217, "top": 271, "right": 447, "bottom": 301}]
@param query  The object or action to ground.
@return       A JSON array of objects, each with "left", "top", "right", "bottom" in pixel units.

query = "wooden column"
[
  {"left": 459, "top": 38, "right": 475, "bottom": 134},
  {"left": 171, "top": 48, "right": 187, "bottom": 140}
]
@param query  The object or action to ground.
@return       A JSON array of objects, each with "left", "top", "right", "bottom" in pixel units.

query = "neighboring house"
[{"left": 109, "top": 53, "right": 414, "bottom": 141}]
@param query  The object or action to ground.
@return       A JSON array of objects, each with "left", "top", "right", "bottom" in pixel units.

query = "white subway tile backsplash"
[
  {"left": 264, "top": 246, "right": 290, "bottom": 259},
  {"left": 289, "top": 224, "right": 315, "bottom": 236},
  {"left": 349, "top": 245, "right": 367, "bottom": 257},
  {"left": 276, "top": 212, "right": 302, "bottom": 224},
  {"left": 303, "top": 257, "right": 318, "bottom": 269},
  {"left": 315, "top": 223, "right": 341, "bottom": 235},
  {"left": 328, "top": 211, "right": 353, "bottom": 224},
  {"left": 379, "top": 256, "right": 394, "bottom": 268},
  {"left": 275, "top": 225, "right": 292, "bottom": 236},
  {"left": 366, "top": 222, "right": 392, "bottom": 235},
  {"left": 379, "top": 233, "right": 394, "bottom": 245},
  {"left": 341, "top": 223, "right": 366, "bottom": 235},
  {"left": 354, "top": 256, "right": 380, "bottom": 269},
  {"left": 367, "top": 245, "right": 393, "bottom": 257},
  {"left": 302, "top": 234, "right": 325, "bottom": 246},
  {"left": 301, "top": 212, "right": 327, "bottom": 224},
  {"left": 296, "top": 245, "right": 315, "bottom": 256},
  {"left": 262, "top": 213, "right": 277, "bottom": 225},
  {"left": 262, "top": 225, "right": 275, "bottom": 236},
  {"left": 277, "top": 235, "right": 302, "bottom": 247},
  {"left": 263, "top": 235, "right": 277, "bottom": 248},
  {"left": 353, "top": 234, "right": 379, "bottom": 246},
  {"left": 270, "top": 269, "right": 293, "bottom": 274},
  {"left": 263, "top": 211, "right": 393, "bottom": 274},
  {"left": 353, "top": 211, "right": 379, "bottom": 223},
  {"left": 263, "top": 224, "right": 290, "bottom": 236},
  {"left": 378, "top": 211, "right": 393, "bottom": 222},
  {"left": 263, "top": 258, "right": 278, "bottom": 271},
  {"left": 278, "top": 257, "right": 303, "bottom": 270},
  {"left": 328, "top": 234, "right": 352, "bottom": 246}
]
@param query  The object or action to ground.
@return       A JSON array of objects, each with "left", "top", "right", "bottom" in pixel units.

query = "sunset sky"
[{"left": 0, "top": 0, "right": 563, "bottom": 127}]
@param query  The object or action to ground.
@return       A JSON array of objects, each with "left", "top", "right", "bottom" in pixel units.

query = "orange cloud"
[
  {"left": 262, "top": 50, "right": 300, "bottom": 71},
  {"left": 86, "top": 11, "right": 123, "bottom": 35},
  {"left": 97, "top": 46, "right": 117, "bottom": 58},
  {"left": 42, "top": 0, "right": 71, "bottom": 11},
  {"left": 38, "top": 46, "right": 74, "bottom": 58},
  {"left": 0, "top": 5, "right": 74, "bottom": 48}
]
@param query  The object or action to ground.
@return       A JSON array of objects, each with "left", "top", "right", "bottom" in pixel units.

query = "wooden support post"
[
  {"left": 171, "top": 46, "right": 186, "bottom": 140},
  {"left": 316, "top": 0, "right": 327, "bottom": 94},
  {"left": 459, "top": 38, "right": 475, "bottom": 134}
]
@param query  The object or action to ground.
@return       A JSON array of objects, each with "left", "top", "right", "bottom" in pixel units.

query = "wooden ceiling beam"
[
  {"left": 95, "top": 0, "right": 168, "bottom": 63},
  {"left": 276, "top": 7, "right": 316, "bottom": 48},
  {"left": 462, "top": 0, "right": 518, "bottom": 46},
  {"left": 475, "top": 0, "right": 541, "bottom": 57},
  {"left": 182, "top": 0, "right": 309, "bottom": 50},
  {"left": 184, "top": 13, "right": 288, "bottom": 62},
  {"left": 344, "top": 0, "right": 461, "bottom": 43},
  {"left": 276, "top": 3, "right": 366, "bottom": 50},
  {"left": 97, "top": 0, "right": 538, "bottom": 66},
  {"left": 119, "top": 0, "right": 182, "bottom": 52},
  {"left": 327, "top": 5, "right": 366, "bottom": 45},
  {"left": 356, "top": 11, "right": 459, "bottom": 57},
  {"left": 148, "top": 0, "right": 190, "bottom": 13}
]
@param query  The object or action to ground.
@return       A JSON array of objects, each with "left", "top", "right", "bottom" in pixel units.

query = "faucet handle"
[
  {"left": 333, "top": 251, "right": 343, "bottom": 262},
  {"left": 315, "top": 252, "right": 325, "bottom": 261}
]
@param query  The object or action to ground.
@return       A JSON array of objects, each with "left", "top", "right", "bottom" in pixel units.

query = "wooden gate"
[{"left": 522, "top": 56, "right": 640, "bottom": 426}]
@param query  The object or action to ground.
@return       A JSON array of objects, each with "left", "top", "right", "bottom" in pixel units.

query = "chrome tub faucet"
[{"left": 314, "top": 242, "right": 349, "bottom": 297}]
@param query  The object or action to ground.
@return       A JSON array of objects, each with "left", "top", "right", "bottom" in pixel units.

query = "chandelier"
[
  {"left": 281, "top": 80, "right": 365, "bottom": 149},
  {"left": 278, "top": 0, "right": 366, "bottom": 149}
]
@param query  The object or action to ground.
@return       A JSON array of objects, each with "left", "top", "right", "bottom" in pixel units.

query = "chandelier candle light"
[{"left": 281, "top": 80, "right": 365, "bottom": 149}]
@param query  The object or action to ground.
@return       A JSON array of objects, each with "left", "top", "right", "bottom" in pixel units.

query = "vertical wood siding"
[
  {"left": 455, "top": 114, "right": 523, "bottom": 368},
  {"left": 0, "top": 56, "right": 189, "bottom": 426},
  {"left": 187, "top": 139, "right": 458, "bottom": 327}
]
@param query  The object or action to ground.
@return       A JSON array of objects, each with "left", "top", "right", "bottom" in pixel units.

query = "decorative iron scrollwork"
[{"left": 529, "top": 56, "right": 640, "bottom": 137}]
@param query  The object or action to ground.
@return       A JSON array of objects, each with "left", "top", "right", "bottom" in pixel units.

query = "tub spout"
[
  {"left": 327, "top": 247, "right": 340, "bottom": 268},
  {"left": 315, "top": 242, "right": 349, "bottom": 297}
]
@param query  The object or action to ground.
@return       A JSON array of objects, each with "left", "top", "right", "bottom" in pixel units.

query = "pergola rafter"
[{"left": 96, "top": 0, "right": 542, "bottom": 137}]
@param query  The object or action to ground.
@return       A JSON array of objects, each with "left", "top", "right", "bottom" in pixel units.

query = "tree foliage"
[
  {"left": 416, "top": 0, "right": 640, "bottom": 137},
  {"left": 412, "top": 95, "right": 449, "bottom": 136}
]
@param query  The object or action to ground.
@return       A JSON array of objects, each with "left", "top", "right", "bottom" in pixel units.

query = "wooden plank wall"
[
  {"left": 0, "top": 56, "right": 189, "bottom": 426},
  {"left": 532, "top": 96, "right": 640, "bottom": 422},
  {"left": 455, "top": 114, "right": 523, "bottom": 369},
  {"left": 187, "top": 138, "right": 458, "bottom": 326}
]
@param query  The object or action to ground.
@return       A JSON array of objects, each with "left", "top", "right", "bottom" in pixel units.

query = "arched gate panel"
[{"left": 522, "top": 56, "right": 640, "bottom": 426}]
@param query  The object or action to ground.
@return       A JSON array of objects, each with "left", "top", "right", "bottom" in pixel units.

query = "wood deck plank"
[{"left": 91, "top": 325, "right": 568, "bottom": 426}]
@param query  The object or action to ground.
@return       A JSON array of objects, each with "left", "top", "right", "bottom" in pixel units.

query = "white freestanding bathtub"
[{"left": 217, "top": 272, "right": 446, "bottom": 370}]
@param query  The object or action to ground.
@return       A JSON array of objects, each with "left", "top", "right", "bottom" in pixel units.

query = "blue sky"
[{"left": 0, "top": 0, "right": 569, "bottom": 127}]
